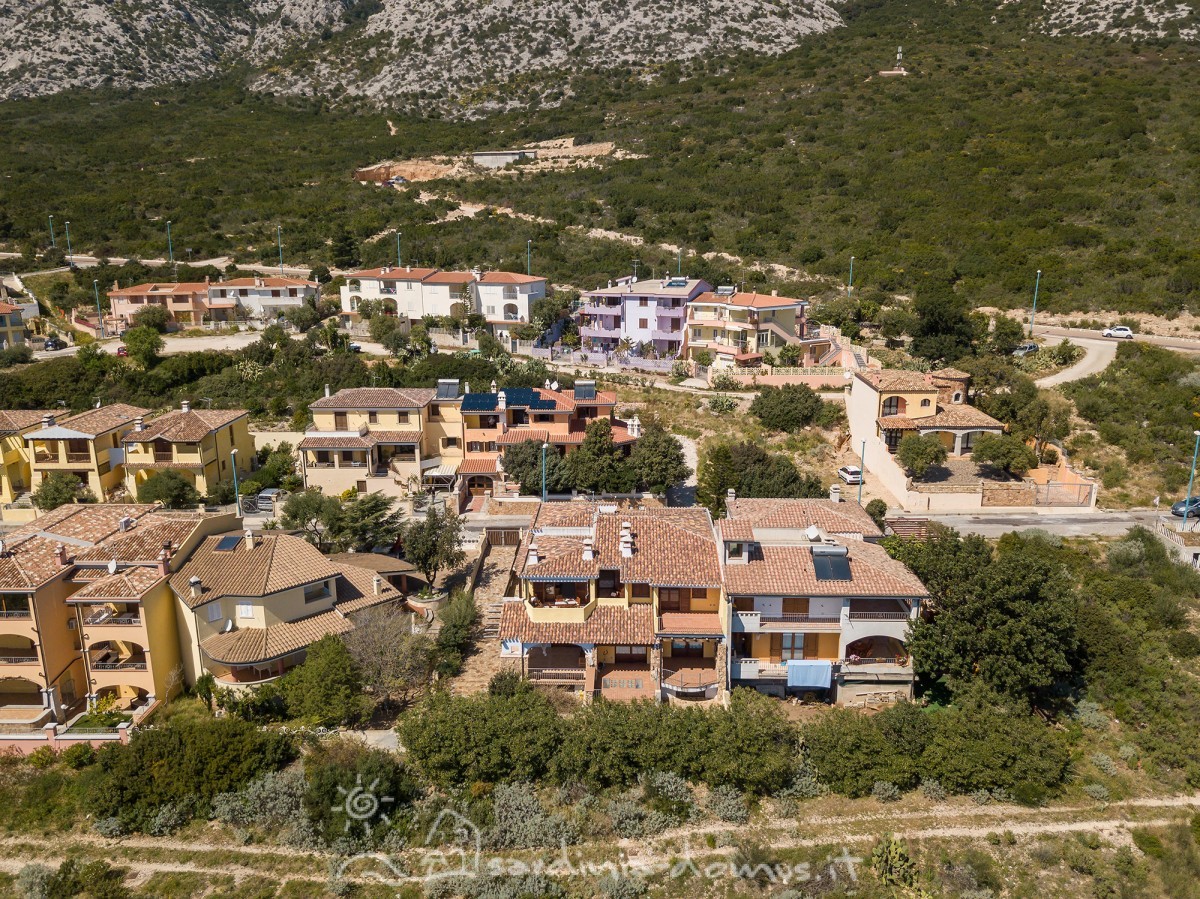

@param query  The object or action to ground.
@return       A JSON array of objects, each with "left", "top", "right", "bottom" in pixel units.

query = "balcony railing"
[
  {"left": 90, "top": 658, "right": 148, "bottom": 670},
  {"left": 153, "top": 452, "right": 173, "bottom": 463},
  {"left": 527, "top": 667, "right": 585, "bottom": 683},
  {"left": 847, "top": 611, "right": 910, "bottom": 621},
  {"left": 65, "top": 452, "right": 91, "bottom": 464},
  {"left": 0, "top": 610, "right": 32, "bottom": 619},
  {"left": 0, "top": 653, "right": 38, "bottom": 664},
  {"left": 85, "top": 613, "right": 141, "bottom": 626}
]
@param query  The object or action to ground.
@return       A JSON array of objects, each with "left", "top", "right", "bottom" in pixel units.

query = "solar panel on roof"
[
  {"left": 435, "top": 381, "right": 459, "bottom": 399},
  {"left": 214, "top": 535, "right": 241, "bottom": 552},
  {"left": 460, "top": 394, "right": 499, "bottom": 412},
  {"left": 574, "top": 383, "right": 597, "bottom": 401},
  {"left": 813, "top": 553, "right": 852, "bottom": 581}
]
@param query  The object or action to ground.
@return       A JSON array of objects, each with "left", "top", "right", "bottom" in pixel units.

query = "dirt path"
[{"left": 450, "top": 543, "right": 517, "bottom": 696}]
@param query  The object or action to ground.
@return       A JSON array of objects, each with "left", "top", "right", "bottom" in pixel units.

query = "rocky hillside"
[{"left": 1, "top": 0, "right": 1197, "bottom": 114}]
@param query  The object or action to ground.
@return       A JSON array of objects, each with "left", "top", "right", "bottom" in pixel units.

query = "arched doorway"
[{"left": 845, "top": 635, "right": 908, "bottom": 665}]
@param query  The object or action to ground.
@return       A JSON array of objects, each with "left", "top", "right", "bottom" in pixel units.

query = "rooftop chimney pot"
[
  {"left": 244, "top": 529, "right": 255, "bottom": 552},
  {"left": 180, "top": 399, "right": 190, "bottom": 414}
]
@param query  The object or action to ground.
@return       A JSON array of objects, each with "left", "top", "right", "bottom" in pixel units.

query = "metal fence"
[{"left": 1030, "top": 481, "right": 1096, "bottom": 507}]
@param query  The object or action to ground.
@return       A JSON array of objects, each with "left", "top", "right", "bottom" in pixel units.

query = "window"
[
  {"left": 881, "top": 397, "right": 900, "bottom": 416},
  {"left": 305, "top": 582, "right": 330, "bottom": 603},
  {"left": 486, "top": 306, "right": 495, "bottom": 315},
  {"left": 357, "top": 480, "right": 367, "bottom": 493},
  {"left": 271, "top": 290, "right": 281, "bottom": 298},
  {"left": 885, "top": 430, "right": 901, "bottom": 452},
  {"left": 781, "top": 634, "right": 804, "bottom": 661},
  {"left": 443, "top": 437, "right": 460, "bottom": 449},
  {"left": 393, "top": 447, "right": 416, "bottom": 462},
  {"left": 639, "top": 299, "right": 648, "bottom": 307},
  {"left": 920, "top": 399, "right": 931, "bottom": 408},
  {"left": 289, "top": 288, "right": 297, "bottom": 297},
  {"left": 206, "top": 603, "right": 223, "bottom": 622},
  {"left": 405, "top": 282, "right": 413, "bottom": 290},
  {"left": 631, "top": 583, "right": 651, "bottom": 599},
  {"left": 334, "top": 413, "right": 348, "bottom": 429},
  {"left": 368, "top": 411, "right": 378, "bottom": 423},
  {"left": 397, "top": 411, "right": 410, "bottom": 424},
  {"left": 727, "top": 542, "right": 744, "bottom": 560},
  {"left": 614, "top": 645, "right": 643, "bottom": 662},
  {"left": 692, "top": 328, "right": 702, "bottom": 340},
  {"left": 671, "top": 640, "right": 704, "bottom": 657},
  {"left": 639, "top": 319, "right": 648, "bottom": 329},
  {"left": 952, "top": 392, "right": 963, "bottom": 403},
  {"left": 430, "top": 404, "right": 441, "bottom": 420},
  {"left": 237, "top": 602, "right": 254, "bottom": 619}
]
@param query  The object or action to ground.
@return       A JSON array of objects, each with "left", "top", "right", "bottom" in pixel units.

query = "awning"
[
  {"left": 422, "top": 463, "right": 459, "bottom": 479},
  {"left": 786, "top": 659, "right": 832, "bottom": 689}
]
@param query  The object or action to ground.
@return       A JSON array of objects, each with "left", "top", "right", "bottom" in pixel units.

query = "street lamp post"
[
  {"left": 1184, "top": 430, "right": 1200, "bottom": 532},
  {"left": 166, "top": 221, "right": 174, "bottom": 265},
  {"left": 541, "top": 442, "right": 549, "bottom": 502},
  {"left": 231, "top": 448, "right": 241, "bottom": 518},
  {"left": 396, "top": 231, "right": 402, "bottom": 267},
  {"left": 64, "top": 221, "right": 73, "bottom": 267},
  {"left": 276, "top": 226, "right": 284, "bottom": 276},
  {"left": 48, "top": 215, "right": 56, "bottom": 248},
  {"left": 92, "top": 280, "right": 105, "bottom": 339},
  {"left": 858, "top": 439, "right": 866, "bottom": 505},
  {"left": 848, "top": 256, "right": 855, "bottom": 297},
  {"left": 677, "top": 248, "right": 682, "bottom": 276},
  {"left": 526, "top": 240, "right": 532, "bottom": 276},
  {"left": 1029, "top": 269, "right": 1042, "bottom": 338}
]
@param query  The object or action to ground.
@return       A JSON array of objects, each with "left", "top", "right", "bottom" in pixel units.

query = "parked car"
[
  {"left": 255, "top": 488, "right": 288, "bottom": 513},
  {"left": 837, "top": 465, "right": 863, "bottom": 485},
  {"left": 1102, "top": 326, "right": 1134, "bottom": 339},
  {"left": 1171, "top": 497, "right": 1200, "bottom": 518},
  {"left": 1012, "top": 342, "right": 1039, "bottom": 357},
  {"left": 116, "top": 346, "right": 128, "bottom": 357},
  {"left": 42, "top": 337, "right": 66, "bottom": 351},
  {"left": 347, "top": 342, "right": 362, "bottom": 353}
]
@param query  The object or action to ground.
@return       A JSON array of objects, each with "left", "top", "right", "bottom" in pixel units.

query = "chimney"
[
  {"left": 189, "top": 575, "right": 203, "bottom": 601},
  {"left": 42, "top": 414, "right": 54, "bottom": 428},
  {"left": 490, "top": 379, "right": 498, "bottom": 393},
  {"left": 463, "top": 381, "right": 470, "bottom": 395},
  {"left": 134, "top": 416, "right": 145, "bottom": 432},
  {"left": 771, "top": 289, "right": 778, "bottom": 296},
  {"left": 244, "top": 529, "right": 255, "bottom": 552},
  {"left": 325, "top": 384, "right": 331, "bottom": 398},
  {"left": 726, "top": 488, "right": 736, "bottom": 503},
  {"left": 620, "top": 534, "right": 633, "bottom": 559},
  {"left": 628, "top": 415, "right": 641, "bottom": 438},
  {"left": 157, "top": 547, "right": 171, "bottom": 576},
  {"left": 406, "top": 265, "right": 412, "bottom": 273},
  {"left": 526, "top": 540, "right": 539, "bottom": 567},
  {"left": 829, "top": 483, "right": 842, "bottom": 503},
  {"left": 55, "top": 543, "right": 69, "bottom": 567},
  {"left": 544, "top": 379, "right": 551, "bottom": 390},
  {"left": 582, "top": 536, "right": 594, "bottom": 562},
  {"left": 180, "top": 399, "right": 190, "bottom": 414},
  {"left": 373, "top": 575, "right": 383, "bottom": 595},
  {"left": 498, "top": 391, "right": 507, "bottom": 411}
]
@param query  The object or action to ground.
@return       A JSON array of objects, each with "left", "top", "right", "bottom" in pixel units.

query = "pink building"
[{"left": 107, "top": 280, "right": 235, "bottom": 329}]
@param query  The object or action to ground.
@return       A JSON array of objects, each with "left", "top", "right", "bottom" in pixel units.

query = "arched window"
[
  {"left": 882, "top": 397, "right": 899, "bottom": 416},
  {"left": 952, "top": 391, "right": 963, "bottom": 403},
  {"left": 920, "top": 399, "right": 931, "bottom": 408}
]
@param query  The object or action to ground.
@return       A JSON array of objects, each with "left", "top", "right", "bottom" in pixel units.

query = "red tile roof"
[
  {"left": 857, "top": 370, "right": 936, "bottom": 392},
  {"left": 0, "top": 410, "right": 56, "bottom": 434},
  {"left": 724, "top": 498, "right": 883, "bottom": 539},
  {"left": 310, "top": 388, "right": 436, "bottom": 410},
  {"left": 498, "top": 600, "right": 655, "bottom": 644},
  {"left": 479, "top": 272, "right": 546, "bottom": 285},
  {"left": 459, "top": 457, "right": 500, "bottom": 475},
  {"left": 423, "top": 271, "right": 478, "bottom": 285},
  {"left": 123, "top": 409, "right": 246, "bottom": 444},
  {"left": 346, "top": 267, "right": 437, "bottom": 281},
  {"left": 658, "top": 612, "right": 723, "bottom": 636},
  {"left": 170, "top": 533, "right": 341, "bottom": 609},
  {"left": 214, "top": 277, "right": 316, "bottom": 289},
  {"left": 691, "top": 290, "right": 804, "bottom": 309},
  {"left": 723, "top": 540, "right": 928, "bottom": 598},
  {"left": 108, "top": 282, "right": 208, "bottom": 297}
]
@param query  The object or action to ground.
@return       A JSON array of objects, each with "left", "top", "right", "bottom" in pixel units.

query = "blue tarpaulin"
[{"left": 786, "top": 659, "right": 833, "bottom": 689}]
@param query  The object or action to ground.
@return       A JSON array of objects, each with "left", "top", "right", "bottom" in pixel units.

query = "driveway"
[
  {"left": 1034, "top": 324, "right": 1200, "bottom": 356},
  {"left": 924, "top": 509, "right": 1157, "bottom": 538}
]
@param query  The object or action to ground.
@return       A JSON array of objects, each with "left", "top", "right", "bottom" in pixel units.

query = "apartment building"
[
  {"left": 0, "top": 504, "right": 234, "bottom": 727},
  {"left": 122, "top": 401, "right": 255, "bottom": 498},
  {"left": 26, "top": 404, "right": 150, "bottom": 500},
  {"left": 340, "top": 266, "right": 438, "bottom": 323},
  {"left": 458, "top": 380, "right": 639, "bottom": 496},
  {"left": 207, "top": 277, "right": 318, "bottom": 320},
  {"left": 721, "top": 497, "right": 928, "bottom": 705},
  {"left": 107, "top": 281, "right": 234, "bottom": 329},
  {"left": 849, "top": 368, "right": 1004, "bottom": 457},
  {"left": 170, "top": 531, "right": 402, "bottom": 688},
  {"left": 0, "top": 301, "right": 28, "bottom": 349},
  {"left": 682, "top": 288, "right": 819, "bottom": 367},
  {"left": 477, "top": 272, "right": 547, "bottom": 342},
  {"left": 0, "top": 411, "right": 55, "bottom": 522},
  {"left": 299, "top": 383, "right": 464, "bottom": 499},
  {"left": 579, "top": 276, "right": 712, "bottom": 355},
  {"left": 498, "top": 503, "right": 727, "bottom": 702}
]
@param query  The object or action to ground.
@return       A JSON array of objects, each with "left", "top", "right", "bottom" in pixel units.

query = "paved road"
[
  {"left": 1035, "top": 336, "right": 1117, "bottom": 387},
  {"left": 924, "top": 509, "right": 1158, "bottom": 538},
  {"left": 0, "top": 252, "right": 313, "bottom": 278},
  {"left": 34, "top": 330, "right": 389, "bottom": 361},
  {"left": 1034, "top": 324, "right": 1200, "bottom": 355}
]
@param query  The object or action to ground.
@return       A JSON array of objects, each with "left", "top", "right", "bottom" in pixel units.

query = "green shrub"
[
  {"left": 872, "top": 781, "right": 901, "bottom": 803},
  {"left": 488, "top": 783, "right": 578, "bottom": 849},
  {"left": 1083, "top": 783, "right": 1111, "bottom": 801},
  {"left": 919, "top": 779, "right": 946, "bottom": 801},
  {"left": 61, "top": 743, "right": 96, "bottom": 770},
  {"left": 25, "top": 747, "right": 56, "bottom": 770},
  {"left": 705, "top": 784, "right": 749, "bottom": 823},
  {"left": 1132, "top": 830, "right": 1165, "bottom": 859}
]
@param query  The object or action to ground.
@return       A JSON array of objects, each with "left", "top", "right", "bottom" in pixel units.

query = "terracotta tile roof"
[
  {"left": 877, "top": 415, "right": 919, "bottom": 430},
  {"left": 931, "top": 367, "right": 971, "bottom": 380},
  {"left": 346, "top": 266, "right": 438, "bottom": 281},
  {"left": 498, "top": 600, "right": 655, "bottom": 644},
  {"left": 73, "top": 514, "right": 205, "bottom": 564},
  {"left": 497, "top": 429, "right": 549, "bottom": 446},
  {"left": 723, "top": 540, "right": 929, "bottom": 598},
  {"left": 479, "top": 272, "right": 546, "bottom": 285},
  {"left": 309, "top": 388, "right": 436, "bottom": 410},
  {"left": 367, "top": 430, "right": 422, "bottom": 444},
  {"left": 333, "top": 564, "right": 405, "bottom": 612},
  {"left": 214, "top": 277, "right": 316, "bottom": 289},
  {"left": 323, "top": 553, "right": 415, "bottom": 574},
  {"left": 170, "top": 534, "right": 341, "bottom": 609},
  {"left": 108, "top": 282, "right": 208, "bottom": 297},
  {"left": 69, "top": 566, "right": 164, "bottom": 601},
  {"left": 691, "top": 290, "right": 803, "bottom": 309},
  {"left": 0, "top": 410, "right": 56, "bottom": 434},
  {"left": 459, "top": 457, "right": 500, "bottom": 475},
  {"left": 858, "top": 370, "right": 935, "bottom": 392},
  {"left": 124, "top": 409, "right": 246, "bottom": 444},
  {"left": 658, "top": 611, "right": 723, "bottom": 635},
  {"left": 717, "top": 518, "right": 755, "bottom": 542},
  {"left": 516, "top": 505, "right": 722, "bottom": 588},
  {"left": 724, "top": 498, "right": 883, "bottom": 539},
  {"left": 920, "top": 405, "right": 1004, "bottom": 430},
  {"left": 0, "top": 301, "right": 20, "bottom": 314},
  {"left": 55, "top": 404, "right": 150, "bottom": 436},
  {"left": 299, "top": 434, "right": 374, "bottom": 450},
  {"left": 423, "top": 271, "right": 477, "bottom": 285}
]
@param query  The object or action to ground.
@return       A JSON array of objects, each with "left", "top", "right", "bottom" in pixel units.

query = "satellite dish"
[
  {"left": 223, "top": 619, "right": 234, "bottom": 633},
  {"left": 107, "top": 558, "right": 118, "bottom": 575},
  {"left": 805, "top": 525, "right": 822, "bottom": 542}
]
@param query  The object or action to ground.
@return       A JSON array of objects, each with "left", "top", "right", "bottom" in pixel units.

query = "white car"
[
  {"left": 1102, "top": 326, "right": 1134, "bottom": 339},
  {"left": 837, "top": 465, "right": 863, "bottom": 485}
]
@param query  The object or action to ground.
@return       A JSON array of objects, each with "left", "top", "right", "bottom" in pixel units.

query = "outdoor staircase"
[{"left": 481, "top": 602, "right": 503, "bottom": 639}]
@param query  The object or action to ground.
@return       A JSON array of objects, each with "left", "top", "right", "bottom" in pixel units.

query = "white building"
[
  {"left": 579, "top": 276, "right": 712, "bottom": 355},
  {"left": 340, "top": 266, "right": 438, "bottom": 325},
  {"left": 208, "top": 277, "right": 319, "bottom": 321},
  {"left": 476, "top": 272, "right": 547, "bottom": 341},
  {"left": 420, "top": 271, "right": 478, "bottom": 320}
]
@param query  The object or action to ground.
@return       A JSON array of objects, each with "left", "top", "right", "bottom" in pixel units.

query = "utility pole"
[
  {"left": 677, "top": 248, "right": 682, "bottom": 276},
  {"left": 48, "top": 215, "right": 56, "bottom": 248},
  {"left": 527, "top": 239, "right": 532, "bottom": 276},
  {"left": 632, "top": 260, "right": 640, "bottom": 282},
  {"left": 541, "top": 442, "right": 550, "bottom": 502},
  {"left": 858, "top": 440, "right": 866, "bottom": 505},
  {"left": 1029, "top": 269, "right": 1042, "bottom": 338},
  {"left": 167, "top": 221, "right": 174, "bottom": 266},
  {"left": 1185, "top": 430, "right": 1200, "bottom": 532},
  {"left": 848, "top": 256, "right": 855, "bottom": 297},
  {"left": 396, "top": 231, "right": 402, "bottom": 267},
  {"left": 93, "top": 280, "right": 105, "bottom": 338},
  {"left": 64, "top": 222, "right": 73, "bottom": 267}
]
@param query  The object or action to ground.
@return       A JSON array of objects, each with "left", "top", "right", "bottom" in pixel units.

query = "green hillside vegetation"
[{"left": 1, "top": 0, "right": 1199, "bottom": 313}]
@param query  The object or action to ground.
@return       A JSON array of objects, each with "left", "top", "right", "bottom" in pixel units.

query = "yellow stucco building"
[
  {"left": 26, "top": 404, "right": 149, "bottom": 501},
  {"left": 122, "top": 401, "right": 255, "bottom": 498},
  {"left": 0, "top": 411, "right": 55, "bottom": 522}
]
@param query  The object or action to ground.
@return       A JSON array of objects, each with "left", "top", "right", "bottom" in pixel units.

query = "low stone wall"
[{"left": 981, "top": 482, "right": 1038, "bottom": 507}]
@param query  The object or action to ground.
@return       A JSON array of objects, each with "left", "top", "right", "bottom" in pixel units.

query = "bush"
[
  {"left": 62, "top": 743, "right": 96, "bottom": 769},
  {"left": 710, "top": 371, "right": 739, "bottom": 391},
  {"left": 15, "top": 863, "right": 53, "bottom": 899},
  {"left": 920, "top": 779, "right": 946, "bottom": 801},
  {"left": 1083, "top": 783, "right": 1111, "bottom": 802},
  {"left": 302, "top": 740, "right": 418, "bottom": 847},
  {"left": 1167, "top": 630, "right": 1200, "bottom": 659},
  {"left": 211, "top": 769, "right": 306, "bottom": 828},
  {"left": 607, "top": 797, "right": 675, "bottom": 838},
  {"left": 489, "top": 783, "right": 578, "bottom": 848},
  {"left": 970, "top": 789, "right": 992, "bottom": 805},
  {"left": 749, "top": 384, "right": 826, "bottom": 432},
  {"left": 705, "top": 784, "right": 749, "bottom": 823},
  {"left": 1132, "top": 830, "right": 1165, "bottom": 859},
  {"left": 1071, "top": 700, "right": 1109, "bottom": 731},
  {"left": 642, "top": 770, "right": 696, "bottom": 821},
  {"left": 1090, "top": 753, "right": 1119, "bottom": 777},
  {"left": 872, "top": 781, "right": 902, "bottom": 803},
  {"left": 599, "top": 875, "right": 647, "bottom": 899},
  {"left": 707, "top": 395, "right": 736, "bottom": 414},
  {"left": 149, "top": 802, "right": 190, "bottom": 836},
  {"left": 26, "top": 747, "right": 56, "bottom": 769},
  {"left": 865, "top": 498, "right": 888, "bottom": 529},
  {"left": 278, "top": 635, "right": 366, "bottom": 726},
  {"left": 93, "top": 817, "right": 125, "bottom": 837},
  {"left": 896, "top": 433, "right": 948, "bottom": 478}
]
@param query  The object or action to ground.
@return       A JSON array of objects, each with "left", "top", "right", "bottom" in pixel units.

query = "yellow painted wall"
[
  {"left": 142, "top": 582, "right": 183, "bottom": 700},
  {"left": 878, "top": 389, "right": 939, "bottom": 421}
]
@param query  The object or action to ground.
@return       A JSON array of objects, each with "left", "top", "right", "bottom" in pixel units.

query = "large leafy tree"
[
  {"left": 697, "top": 442, "right": 737, "bottom": 516},
  {"left": 400, "top": 505, "right": 466, "bottom": 589},
  {"left": 136, "top": 469, "right": 201, "bottom": 509},
  {"left": 731, "top": 442, "right": 824, "bottom": 499},
  {"left": 280, "top": 489, "right": 340, "bottom": 544},
  {"left": 629, "top": 423, "right": 690, "bottom": 494},
  {"left": 123, "top": 325, "right": 163, "bottom": 368},
  {"left": 971, "top": 433, "right": 1038, "bottom": 476},
  {"left": 749, "top": 384, "right": 825, "bottom": 433},
  {"left": 279, "top": 635, "right": 366, "bottom": 727},
  {"left": 343, "top": 605, "right": 436, "bottom": 705},
  {"left": 910, "top": 282, "right": 975, "bottom": 362},
  {"left": 326, "top": 492, "right": 405, "bottom": 552},
  {"left": 132, "top": 304, "right": 170, "bottom": 333},
  {"left": 903, "top": 534, "right": 1079, "bottom": 707},
  {"left": 895, "top": 433, "right": 947, "bottom": 478},
  {"left": 561, "top": 419, "right": 636, "bottom": 494},
  {"left": 32, "top": 472, "right": 97, "bottom": 511},
  {"left": 501, "top": 438, "right": 567, "bottom": 496}
]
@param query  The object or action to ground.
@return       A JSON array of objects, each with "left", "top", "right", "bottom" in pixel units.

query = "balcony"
[
  {"left": 527, "top": 667, "right": 586, "bottom": 685},
  {"left": 650, "top": 329, "right": 681, "bottom": 341},
  {"left": 580, "top": 325, "right": 621, "bottom": 340},
  {"left": 0, "top": 609, "right": 32, "bottom": 621},
  {"left": 0, "top": 652, "right": 38, "bottom": 665},
  {"left": 153, "top": 452, "right": 174, "bottom": 463},
  {"left": 732, "top": 610, "right": 842, "bottom": 633},
  {"left": 84, "top": 610, "right": 141, "bottom": 626},
  {"left": 732, "top": 658, "right": 788, "bottom": 680},
  {"left": 65, "top": 452, "right": 91, "bottom": 464},
  {"left": 661, "top": 658, "right": 719, "bottom": 694},
  {"left": 579, "top": 303, "right": 622, "bottom": 316}
]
